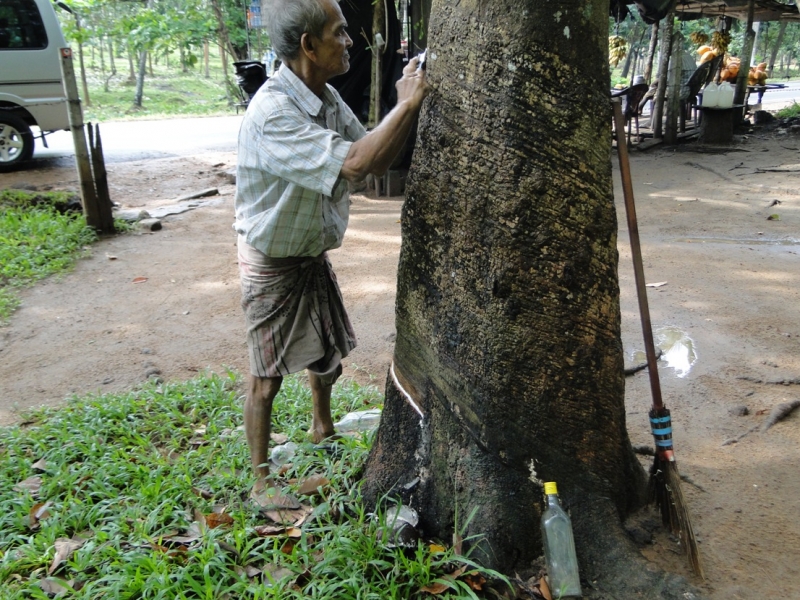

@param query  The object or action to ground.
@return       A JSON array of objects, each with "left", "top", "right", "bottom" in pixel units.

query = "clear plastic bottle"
[{"left": 541, "top": 482, "right": 582, "bottom": 598}]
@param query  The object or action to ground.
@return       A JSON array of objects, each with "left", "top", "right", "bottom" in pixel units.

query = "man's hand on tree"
[{"left": 396, "top": 55, "right": 432, "bottom": 109}]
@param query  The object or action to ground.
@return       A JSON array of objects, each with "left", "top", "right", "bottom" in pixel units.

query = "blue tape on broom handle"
[
  {"left": 651, "top": 426, "right": 672, "bottom": 435},
  {"left": 655, "top": 438, "right": 674, "bottom": 447},
  {"left": 650, "top": 415, "right": 671, "bottom": 424}
]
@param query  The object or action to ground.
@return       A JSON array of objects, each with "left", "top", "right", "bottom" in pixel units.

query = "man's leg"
[
  {"left": 307, "top": 371, "right": 337, "bottom": 443},
  {"left": 244, "top": 374, "right": 282, "bottom": 492}
]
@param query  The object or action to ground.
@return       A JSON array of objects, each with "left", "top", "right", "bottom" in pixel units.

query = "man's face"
[{"left": 313, "top": 0, "right": 353, "bottom": 79}]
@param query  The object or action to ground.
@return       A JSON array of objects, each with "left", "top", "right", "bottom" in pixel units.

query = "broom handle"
[{"left": 611, "top": 100, "right": 665, "bottom": 412}]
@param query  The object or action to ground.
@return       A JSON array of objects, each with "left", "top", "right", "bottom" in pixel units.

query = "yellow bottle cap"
[{"left": 544, "top": 481, "right": 558, "bottom": 495}]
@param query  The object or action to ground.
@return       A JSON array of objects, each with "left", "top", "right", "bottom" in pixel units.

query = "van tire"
[{"left": 0, "top": 114, "right": 35, "bottom": 172}]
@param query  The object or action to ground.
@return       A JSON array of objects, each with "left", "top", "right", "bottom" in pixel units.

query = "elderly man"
[{"left": 234, "top": 0, "right": 430, "bottom": 492}]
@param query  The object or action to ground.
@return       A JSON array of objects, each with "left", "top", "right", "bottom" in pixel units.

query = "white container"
[
  {"left": 703, "top": 82, "right": 720, "bottom": 108},
  {"left": 717, "top": 82, "right": 734, "bottom": 108}
]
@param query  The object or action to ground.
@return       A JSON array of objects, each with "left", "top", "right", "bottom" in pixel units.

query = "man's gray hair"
[{"left": 265, "top": 0, "right": 328, "bottom": 61}]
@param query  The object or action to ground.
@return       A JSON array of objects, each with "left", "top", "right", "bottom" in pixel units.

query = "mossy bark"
[{"left": 363, "top": 0, "right": 698, "bottom": 596}]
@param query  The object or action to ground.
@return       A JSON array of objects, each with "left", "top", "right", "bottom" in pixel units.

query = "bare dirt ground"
[{"left": 1, "top": 121, "right": 799, "bottom": 599}]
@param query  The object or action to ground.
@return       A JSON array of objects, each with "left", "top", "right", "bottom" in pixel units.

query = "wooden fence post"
[{"left": 59, "top": 47, "right": 115, "bottom": 233}]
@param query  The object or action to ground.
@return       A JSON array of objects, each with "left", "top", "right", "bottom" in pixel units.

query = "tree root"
[
  {"left": 721, "top": 399, "right": 800, "bottom": 445},
  {"left": 736, "top": 375, "right": 800, "bottom": 385},
  {"left": 624, "top": 349, "right": 663, "bottom": 376}
]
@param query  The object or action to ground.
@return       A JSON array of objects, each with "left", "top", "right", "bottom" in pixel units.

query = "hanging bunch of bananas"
[
  {"left": 711, "top": 30, "right": 731, "bottom": 53},
  {"left": 689, "top": 31, "right": 709, "bottom": 45},
  {"left": 609, "top": 35, "right": 628, "bottom": 67}
]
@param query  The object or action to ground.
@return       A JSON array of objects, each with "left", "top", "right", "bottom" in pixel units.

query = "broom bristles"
[{"left": 649, "top": 455, "right": 704, "bottom": 578}]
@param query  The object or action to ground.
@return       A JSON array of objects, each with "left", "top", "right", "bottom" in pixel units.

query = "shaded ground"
[{"left": 1, "top": 123, "right": 799, "bottom": 599}]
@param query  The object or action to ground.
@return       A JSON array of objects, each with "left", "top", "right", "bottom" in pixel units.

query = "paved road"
[
  {"left": 756, "top": 81, "right": 800, "bottom": 109},
  {"left": 31, "top": 114, "right": 244, "bottom": 166},
  {"left": 25, "top": 83, "right": 800, "bottom": 168}
]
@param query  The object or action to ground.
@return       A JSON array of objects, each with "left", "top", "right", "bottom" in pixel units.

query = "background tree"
[{"left": 363, "top": 0, "right": 697, "bottom": 595}]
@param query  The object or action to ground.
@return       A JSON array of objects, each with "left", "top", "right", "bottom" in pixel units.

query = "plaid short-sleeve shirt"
[{"left": 234, "top": 65, "right": 367, "bottom": 258}]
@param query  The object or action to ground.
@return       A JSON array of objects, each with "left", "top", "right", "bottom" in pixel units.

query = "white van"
[{"left": 0, "top": 0, "right": 70, "bottom": 171}]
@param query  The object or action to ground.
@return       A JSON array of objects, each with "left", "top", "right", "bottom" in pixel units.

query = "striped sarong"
[{"left": 238, "top": 236, "right": 357, "bottom": 385}]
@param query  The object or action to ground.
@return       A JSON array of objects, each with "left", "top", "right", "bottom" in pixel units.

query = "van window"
[{"left": 0, "top": 0, "right": 49, "bottom": 50}]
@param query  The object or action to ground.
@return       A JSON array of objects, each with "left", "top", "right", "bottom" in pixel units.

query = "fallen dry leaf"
[
  {"left": 31, "top": 458, "right": 47, "bottom": 472},
  {"left": 297, "top": 474, "right": 330, "bottom": 496},
  {"left": 48, "top": 536, "right": 87, "bottom": 575},
  {"left": 162, "top": 521, "right": 203, "bottom": 545},
  {"left": 280, "top": 538, "right": 297, "bottom": 554},
  {"left": 453, "top": 531, "right": 463, "bottom": 555},
  {"left": 204, "top": 512, "right": 234, "bottom": 529},
  {"left": 251, "top": 487, "right": 301, "bottom": 510},
  {"left": 263, "top": 564, "right": 295, "bottom": 585},
  {"left": 420, "top": 581, "right": 450, "bottom": 594},
  {"left": 285, "top": 527, "right": 302, "bottom": 538},
  {"left": 191, "top": 487, "right": 214, "bottom": 500},
  {"left": 429, "top": 543, "right": 446, "bottom": 554},
  {"left": 539, "top": 576, "right": 553, "bottom": 600},
  {"left": 646, "top": 281, "right": 668, "bottom": 288},
  {"left": 14, "top": 476, "right": 42, "bottom": 496},
  {"left": 270, "top": 432, "right": 289, "bottom": 444},
  {"left": 29, "top": 501, "right": 52, "bottom": 529},
  {"left": 132, "top": 276, "right": 148, "bottom": 284},
  {"left": 262, "top": 505, "right": 312, "bottom": 526},
  {"left": 464, "top": 572, "right": 486, "bottom": 591},
  {"left": 254, "top": 524, "right": 286, "bottom": 536},
  {"left": 39, "top": 577, "right": 74, "bottom": 595}
]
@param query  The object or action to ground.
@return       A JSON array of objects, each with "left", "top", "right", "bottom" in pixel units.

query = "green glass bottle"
[{"left": 541, "top": 481, "right": 582, "bottom": 598}]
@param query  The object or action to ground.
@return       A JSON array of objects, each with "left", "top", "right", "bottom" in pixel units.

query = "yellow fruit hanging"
[
  {"left": 711, "top": 30, "right": 731, "bottom": 54},
  {"left": 696, "top": 45, "right": 712, "bottom": 55},
  {"left": 609, "top": 36, "right": 628, "bottom": 67},
  {"left": 689, "top": 31, "right": 709, "bottom": 45}
]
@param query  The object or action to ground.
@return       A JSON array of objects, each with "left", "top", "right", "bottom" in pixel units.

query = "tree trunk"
[
  {"left": 127, "top": 44, "right": 136, "bottom": 83},
  {"left": 643, "top": 22, "right": 659, "bottom": 84},
  {"left": 134, "top": 49, "right": 147, "bottom": 107},
  {"left": 204, "top": 40, "right": 210, "bottom": 78},
  {"left": 108, "top": 35, "right": 115, "bottom": 74},
  {"left": 767, "top": 20, "right": 787, "bottom": 77},
  {"left": 733, "top": 0, "right": 756, "bottom": 116},
  {"left": 362, "top": 0, "right": 697, "bottom": 594},
  {"left": 665, "top": 31, "right": 683, "bottom": 144},
  {"left": 652, "top": 5, "right": 676, "bottom": 139},
  {"left": 369, "top": 0, "right": 386, "bottom": 127},
  {"left": 219, "top": 43, "right": 233, "bottom": 106},
  {"left": 750, "top": 22, "right": 760, "bottom": 65},
  {"left": 621, "top": 23, "right": 643, "bottom": 79}
]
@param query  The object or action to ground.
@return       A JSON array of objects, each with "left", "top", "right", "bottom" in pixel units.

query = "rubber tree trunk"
[
  {"left": 734, "top": 0, "right": 757, "bottom": 115},
  {"left": 664, "top": 30, "right": 683, "bottom": 144},
  {"left": 652, "top": 4, "right": 676, "bottom": 139},
  {"left": 621, "top": 23, "right": 643, "bottom": 79},
  {"left": 369, "top": 0, "right": 385, "bottom": 127},
  {"left": 134, "top": 49, "right": 147, "bottom": 107},
  {"left": 643, "top": 22, "right": 659, "bottom": 84},
  {"left": 361, "top": 1, "right": 696, "bottom": 594},
  {"left": 767, "top": 20, "right": 787, "bottom": 77}
]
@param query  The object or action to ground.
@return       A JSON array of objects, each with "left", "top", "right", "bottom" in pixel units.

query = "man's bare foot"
[{"left": 307, "top": 427, "right": 340, "bottom": 444}]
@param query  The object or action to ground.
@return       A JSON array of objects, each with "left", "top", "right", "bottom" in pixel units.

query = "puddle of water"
[
  {"left": 632, "top": 326, "right": 697, "bottom": 378},
  {"left": 675, "top": 237, "right": 800, "bottom": 246}
]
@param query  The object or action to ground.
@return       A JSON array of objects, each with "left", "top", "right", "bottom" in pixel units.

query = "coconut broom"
[{"left": 611, "top": 99, "right": 703, "bottom": 578}]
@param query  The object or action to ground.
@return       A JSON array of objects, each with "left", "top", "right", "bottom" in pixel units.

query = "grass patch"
[
  {"left": 0, "top": 190, "right": 97, "bottom": 324},
  {"left": 777, "top": 101, "right": 800, "bottom": 119},
  {"left": 0, "top": 372, "right": 506, "bottom": 598},
  {"left": 78, "top": 46, "right": 244, "bottom": 123}
]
